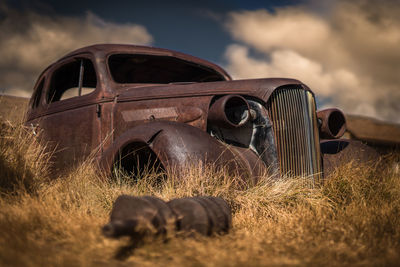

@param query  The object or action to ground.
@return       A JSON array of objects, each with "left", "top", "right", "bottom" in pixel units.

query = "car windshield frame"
[{"left": 107, "top": 53, "right": 226, "bottom": 84}]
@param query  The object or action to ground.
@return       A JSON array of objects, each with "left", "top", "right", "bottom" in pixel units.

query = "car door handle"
[{"left": 30, "top": 123, "right": 39, "bottom": 136}]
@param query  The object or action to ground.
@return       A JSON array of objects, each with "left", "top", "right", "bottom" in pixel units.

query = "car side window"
[
  {"left": 31, "top": 78, "right": 44, "bottom": 108},
  {"left": 47, "top": 58, "right": 97, "bottom": 103}
]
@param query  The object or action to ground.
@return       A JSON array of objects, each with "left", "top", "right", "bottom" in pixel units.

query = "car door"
[{"left": 38, "top": 55, "right": 102, "bottom": 172}]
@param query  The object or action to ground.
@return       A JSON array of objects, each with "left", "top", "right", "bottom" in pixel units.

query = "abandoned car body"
[{"left": 25, "top": 44, "right": 373, "bottom": 183}]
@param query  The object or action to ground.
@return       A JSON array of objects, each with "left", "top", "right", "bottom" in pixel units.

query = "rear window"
[{"left": 108, "top": 54, "right": 225, "bottom": 84}]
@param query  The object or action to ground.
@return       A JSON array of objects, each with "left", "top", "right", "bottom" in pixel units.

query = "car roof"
[{"left": 54, "top": 44, "right": 232, "bottom": 81}]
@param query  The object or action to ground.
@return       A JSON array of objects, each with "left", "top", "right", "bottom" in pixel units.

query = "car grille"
[{"left": 266, "top": 88, "right": 322, "bottom": 185}]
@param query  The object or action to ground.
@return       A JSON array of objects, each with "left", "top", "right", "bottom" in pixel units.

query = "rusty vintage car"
[{"left": 25, "top": 44, "right": 376, "bottom": 183}]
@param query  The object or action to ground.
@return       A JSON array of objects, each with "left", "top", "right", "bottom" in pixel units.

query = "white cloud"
[
  {"left": 0, "top": 6, "right": 153, "bottom": 97},
  {"left": 224, "top": 1, "right": 400, "bottom": 123}
]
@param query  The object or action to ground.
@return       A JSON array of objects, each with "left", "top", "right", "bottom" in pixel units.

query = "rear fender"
[{"left": 321, "top": 139, "right": 379, "bottom": 176}]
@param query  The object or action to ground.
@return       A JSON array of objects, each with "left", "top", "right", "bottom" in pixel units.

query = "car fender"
[
  {"left": 99, "top": 121, "right": 266, "bottom": 182},
  {"left": 321, "top": 139, "right": 379, "bottom": 176}
]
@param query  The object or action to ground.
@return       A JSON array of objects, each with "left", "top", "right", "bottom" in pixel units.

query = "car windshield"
[{"left": 108, "top": 54, "right": 226, "bottom": 84}]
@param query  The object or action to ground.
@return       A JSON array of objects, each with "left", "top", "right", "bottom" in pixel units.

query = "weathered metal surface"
[
  {"left": 115, "top": 77, "right": 304, "bottom": 105},
  {"left": 102, "top": 195, "right": 176, "bottom": 239},
  {"left": 266, "top": 88, "right": 322, "bottom": 181},
  {"left": 22, "top": 44, "right": 386, "bottom": 181},
  {"left": 61, "top": 44, "right": 232, "bottom": 82},
  {"left": 113, "top": 96, "right": 210, "bottom": 140},
  {"left": 103, "top": 195, "right": 232, "bottom": 239},
  {"left": 208, "top": 95, "right": 251, "bottom": 128},
  {"left": 167, "top": 196, "right": 232, "bottom": 236},
  {"left": 317, "top": 108, "right": 346, "bottom": 139},
  {"left": 99, "top": 121, "right": 265, "bottom": 183},
  {"left": 321, "top": 139, "right": 379, "bottom": 176},
  {"left": 345, "top": 114, "right": 400, "bottom": 146}
]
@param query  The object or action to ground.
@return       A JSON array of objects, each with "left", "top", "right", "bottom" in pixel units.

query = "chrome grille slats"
[
  {"left": 272, "top": 93, "right": 285, "bottom": 173},
  {"left": 267, "top": 88, "right": 322, "bottom": 183},
  {"left": 289, "top": 89, "right": 302, "bottom": 176},
  {"left": 284, "top": 90, "right": 295, "bottom": 175},
  {"left": 309, "top": 93, "right": 322, "bottom": 183},
  {"left": 302, "top": 90, "right": 313, "bottom": 176},
  {"left": 296, "top": 89, "right": 308, "bottom": 176},
  {"left": 279, "top": 91, "right": 288, "bottom": 174}
]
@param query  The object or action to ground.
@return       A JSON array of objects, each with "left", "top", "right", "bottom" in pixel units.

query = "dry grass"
[{"left": 0, "top": 121, "right": 399, "bottom": 267}]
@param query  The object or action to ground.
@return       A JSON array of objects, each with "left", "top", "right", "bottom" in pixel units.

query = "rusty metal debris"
[{"left": 103, "top": 195, "right": 232, "bottom": 240}]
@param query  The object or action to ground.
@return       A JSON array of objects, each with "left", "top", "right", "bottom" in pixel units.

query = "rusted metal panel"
[
  {"left": 103, "top": 195, "right": 232, "bottom": 240},
  {"left": 113, "top": 96, "right": 210, "bottom": 140},
  {"left": 60, "top": 44, "right": 232, "bottom": 82},
  {"left": 346, "top": 114, "right": 400, "bottom": 146},
  {"left": 317, "top": 108, "right": 346, "bottom": 139},
  {"left": 116, "top": 78, "right": 304, "bottom": 104},
  {"left": 98, "top": 101, "right": 114, "bottom": 154},
  {"left": 99, "top": 121, "right": 265, "bottom": 183},
  {"left": 37, "top": 104, "right": 101, "bottom": 172},
  {"left": 321, "top": 139, "right": 379, "bottom": 176}
]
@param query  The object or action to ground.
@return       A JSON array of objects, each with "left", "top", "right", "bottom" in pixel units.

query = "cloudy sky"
[{"left": 1, "top": 0, "right": 399, "bottom": 123}]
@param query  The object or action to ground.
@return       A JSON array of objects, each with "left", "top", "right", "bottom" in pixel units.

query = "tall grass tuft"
[
  {"left": 0, "top": 120, "right": 399, "bottom": 266},
  {"left": 0, "top": 121, "right": 50, "bottom": 195}
]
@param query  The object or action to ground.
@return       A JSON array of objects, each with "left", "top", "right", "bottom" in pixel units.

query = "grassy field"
[
  {"left": 0, "top": 95, "right": 28, "bottom": 123},
  {"left": 0, "top": 120, "right": 399, "bottom": 267}
]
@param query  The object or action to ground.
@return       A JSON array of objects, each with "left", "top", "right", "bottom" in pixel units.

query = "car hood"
[{"left": 116, "top": 78, "right": 308, "bottom": 103}]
